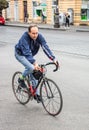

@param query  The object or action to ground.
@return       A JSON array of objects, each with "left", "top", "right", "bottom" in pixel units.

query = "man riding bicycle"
[{"left": 15, "top": 24, "right": 59, "bottom": 102}]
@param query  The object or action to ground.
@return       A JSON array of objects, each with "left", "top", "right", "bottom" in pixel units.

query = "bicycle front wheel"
[
  {"left": 12, "top": 71, "right": 30, "bottom": 105},
  {"left": 40, "top": 78, "right": 63, "bottom": 116}
]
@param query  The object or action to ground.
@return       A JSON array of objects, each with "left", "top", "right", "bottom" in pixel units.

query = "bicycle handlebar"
[{"left": 45, "top": 62, "right": 59, "bottom": 72}]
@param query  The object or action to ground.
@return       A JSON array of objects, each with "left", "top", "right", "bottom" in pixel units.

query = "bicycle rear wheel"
[
  {"left": 40, "top": 78, "right": 63, "bottom": 116},
  {"left": 12, "top": 71, "right": 30, "bottom": 105}
]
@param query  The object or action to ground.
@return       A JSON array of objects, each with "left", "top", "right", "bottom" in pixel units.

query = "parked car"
[{"left": 0, "top": 15, "right": 5, "bottom": 25}]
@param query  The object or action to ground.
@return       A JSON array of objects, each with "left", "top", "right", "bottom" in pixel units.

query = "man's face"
[{"left": 29, "top": 27, "right": 38, "bottom": 40}]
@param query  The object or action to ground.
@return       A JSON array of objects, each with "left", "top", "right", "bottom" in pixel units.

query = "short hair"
[{"left": 28, "top": 24, "right": 38, "bottom": 32}]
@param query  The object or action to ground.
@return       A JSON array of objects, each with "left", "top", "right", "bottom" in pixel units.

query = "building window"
[
  {"left": 33, "top": 1, "right": 38, "bottom": 6},
  {"left": 82, "top": 0, "right": 89, "bottom": 3},
  {"left": 52, "top": 0, "right": 57, "bottom": 5}
]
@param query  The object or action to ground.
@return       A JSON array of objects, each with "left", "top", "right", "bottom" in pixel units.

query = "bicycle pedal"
[
  {"left": 30, "top": 96, "right": 34, "bottom": 100},
  {"left": 16, "top": 86, "right": 21, "bottom": 93},
  {"left": 34, "top": 95, "right": 42, "bottom": 103},
  {"left": 34, "top": 97, "right": 40, "bottom": 103},
  {"left": 37, "top": 100, "right": 40, "bottom": 103}
]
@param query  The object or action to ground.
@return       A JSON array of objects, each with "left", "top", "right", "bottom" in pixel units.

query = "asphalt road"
[
  {"left": 0, "top": 26, "right": 89, "bottom": 130},
  {"left": 0, "top": 25, "right": 89, "bottom": 57}
]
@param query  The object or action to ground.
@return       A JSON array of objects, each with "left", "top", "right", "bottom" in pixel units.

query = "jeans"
[{"left": 15, "top": 51, "right": 38, "bottom": 94}]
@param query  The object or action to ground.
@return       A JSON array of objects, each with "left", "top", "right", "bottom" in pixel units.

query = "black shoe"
[
  {"left": 34, "top": 94, "right": 42, "bottom": 103},
  {"left": 18, "top": 78, "right": 27, "bottom": 88}
]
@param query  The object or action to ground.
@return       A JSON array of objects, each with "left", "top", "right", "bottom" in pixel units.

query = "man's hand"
[
  {"left": 53, "top": 59, "right": 60, "bottom": 68},
  {"left": 33, "top": 62, "right": 41, "bottom": 70},
  {"left": 53, "top": 59, "right": 59, "bottom": 67}
]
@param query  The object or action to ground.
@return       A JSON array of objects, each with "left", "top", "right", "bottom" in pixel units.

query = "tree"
[{"left": 0, "top": 0, "right": 9, "bottom": 15}]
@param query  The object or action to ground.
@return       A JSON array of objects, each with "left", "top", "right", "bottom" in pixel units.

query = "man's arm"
[
  {"left": 38, "top": 34, "right": 57, "bottom": 60},
  {"left": 38, "top": 34, "right": 59, "bottom": 66}
]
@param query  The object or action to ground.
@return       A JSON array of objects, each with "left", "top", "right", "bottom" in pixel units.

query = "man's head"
[{"left": 28, "top": 24, "right": 38, "bottom": 40}]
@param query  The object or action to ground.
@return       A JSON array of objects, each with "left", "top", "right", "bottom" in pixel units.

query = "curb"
[
  {"left": 76, "top": 29, "right": 89, "bottom": 32},
  {"left": 5, "top": 23, "right": 66, "bottom": 31},
  {"left": 4, "top": 23, "right": 89, "bottom": 32}
]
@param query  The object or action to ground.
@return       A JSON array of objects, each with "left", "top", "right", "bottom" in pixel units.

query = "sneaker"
[
  {"left": 18, "top": 78, "right": 27, "bottom": 88},
  {"left": 34, "top": 94, "right": 42, "bottom": 103}
]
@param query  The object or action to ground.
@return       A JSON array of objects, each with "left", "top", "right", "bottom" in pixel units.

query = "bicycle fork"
[{"left": 44, "top": 79, "right": 54, "bottom": 99}]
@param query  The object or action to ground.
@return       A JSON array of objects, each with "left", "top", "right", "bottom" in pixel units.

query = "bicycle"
[{"left": 12, "top": 62, "right": 63, "bottom": 116}]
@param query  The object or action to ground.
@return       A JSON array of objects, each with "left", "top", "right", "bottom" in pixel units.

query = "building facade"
[{"left": 4, "top": 0, "right": 89, "bottom": 25}]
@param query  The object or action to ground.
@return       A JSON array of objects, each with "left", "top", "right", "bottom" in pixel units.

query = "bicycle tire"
[
  {"left": 12, "top": 71, "right": 30, "bottom": 105},
  {"left": 40, "top": 78, "right": 63, "bottom": 116}
]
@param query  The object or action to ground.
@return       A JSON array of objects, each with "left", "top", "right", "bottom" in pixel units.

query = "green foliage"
[{"left": 0, "top": 0, "right": 9, "bottom": 11}]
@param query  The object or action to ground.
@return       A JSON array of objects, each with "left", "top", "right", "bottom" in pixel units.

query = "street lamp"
[{"left": 54, "top": 0, "right": 60, "bottom": 28}]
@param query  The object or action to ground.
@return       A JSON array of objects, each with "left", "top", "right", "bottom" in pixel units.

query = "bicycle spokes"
[
  {"left": 40, "top": 78, "right": 63, "bottom": 116},
  {"left": 12, "top": 72, "right": 30, "bottom": 105}
]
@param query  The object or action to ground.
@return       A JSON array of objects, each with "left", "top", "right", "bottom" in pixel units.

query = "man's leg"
[
  {"left": 15, "top": 52, "right": 41, "bottom": 102},
  {"left": 29, "top": 73, "right": 41, "bottom": 102},
  {"left": 68, "top": 20, "right": 70, "bottom": 27},
  {"left": 15, "top": 52, "right": 34, "bottom": 87},
  {"left": 30, "top": 73, "right": 38, "bottom": 93}
]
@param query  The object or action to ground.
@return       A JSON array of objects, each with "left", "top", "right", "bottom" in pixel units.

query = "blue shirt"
[{"left": 15, "top": 32, "right": 55, "bottom": 64}]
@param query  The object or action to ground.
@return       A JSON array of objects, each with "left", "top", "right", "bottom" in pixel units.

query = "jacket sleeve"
[
  {"left": 20, "top": 37, "right": 35, "bottom": 64},
  {"left": 38, "top": 34, "right": 56, "bottom": 60}
]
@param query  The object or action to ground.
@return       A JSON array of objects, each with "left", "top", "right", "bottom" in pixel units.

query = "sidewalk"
[{"left": 5, "top": 21, "right": 89, "bottom": 32}]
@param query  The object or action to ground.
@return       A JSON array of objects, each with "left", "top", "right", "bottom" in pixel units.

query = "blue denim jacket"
[{"left": 15, "top": 32, "right": 55, "bottom": 64}]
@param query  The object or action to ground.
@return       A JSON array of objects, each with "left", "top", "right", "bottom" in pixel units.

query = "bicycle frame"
[
  {"left": 26, "top": 72, "right": 44, "bottom": 96},
  {"left": 26, "top": 62, "right": 58, "bottom": 97}
]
